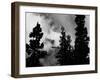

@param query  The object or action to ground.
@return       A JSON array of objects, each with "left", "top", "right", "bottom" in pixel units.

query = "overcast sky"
[{"left": 25, "top": 12, "right": 89, "bottom": 51}]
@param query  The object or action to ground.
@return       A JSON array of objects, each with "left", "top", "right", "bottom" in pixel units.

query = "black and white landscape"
[{"left": 25, "top": 13, "right": 90, "bottom": 67}]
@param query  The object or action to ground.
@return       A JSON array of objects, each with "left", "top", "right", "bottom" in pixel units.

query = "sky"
[{"left": 25, "top": 12, "right": 89, "bottom": 51}]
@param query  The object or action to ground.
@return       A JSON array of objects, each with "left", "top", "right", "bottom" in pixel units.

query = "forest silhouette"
[{"left": 26, "top": 15, "right": 90, "bottom": 67}]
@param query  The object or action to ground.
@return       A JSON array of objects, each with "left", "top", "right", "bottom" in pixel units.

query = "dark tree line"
[
  {"left": 26, "top": 15, "right": 90, "bottom": 67},
  {"left": 74, "top": 15, "right": 90, "bottom": 64},
  {"left": 56, "top": 15, "right": 90, "bottom": 65},
  {"left": 26, "top": 22, "right": 47, "bottom": 67},
  {"left": 56, "top": 27, "right": 74, "bottom": 65}
]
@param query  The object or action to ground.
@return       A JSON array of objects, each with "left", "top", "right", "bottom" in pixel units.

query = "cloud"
[
  {"left": 42, "top": 29, "right": 61, "bottom": 51},
  {"left": 26, "top": 13, "right": 89, "bottom": 52}
]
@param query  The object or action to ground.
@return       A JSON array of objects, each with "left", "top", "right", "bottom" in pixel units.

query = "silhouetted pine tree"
[
  {"left": 74, "top": 15, "right": 90, "bottom": 64},
  {"left": 26, "top": 22, "right": 47, "bottom": 67},
  {"left": 56, "top": 27, "right": 73, "bottom": 65}
]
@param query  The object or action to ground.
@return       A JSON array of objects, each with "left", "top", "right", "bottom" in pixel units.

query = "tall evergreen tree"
[
  {"left": 56, "top": 27, "right": 73, "bottom": 65},
  {"left": 26, "top": 22, "right": 47, "bottom": 67},
  {"left": 74, "top": 15, "right": 90, "bottom": 64}
]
